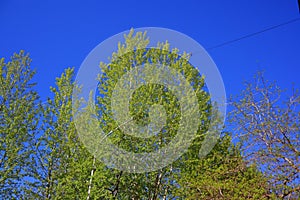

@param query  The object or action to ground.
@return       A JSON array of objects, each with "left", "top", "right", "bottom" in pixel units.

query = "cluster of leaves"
[
  {"left": 0, "top": 52, "right": 39, "bottom": 198},
  {"left": 1, "top": 30, "right": 297, "bottom": 199}
]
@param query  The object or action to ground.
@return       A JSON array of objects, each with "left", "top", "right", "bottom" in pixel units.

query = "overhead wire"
[
  {"left": 207, "top": 17, "right": 300, "bottom": 51},
  {"left": 38, "top": 17, "right": 300, "bottom": 106}
]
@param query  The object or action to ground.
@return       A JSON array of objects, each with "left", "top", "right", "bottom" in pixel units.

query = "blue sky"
[{"left": 1, "top": 0, "right": 299, "bottom": 102}]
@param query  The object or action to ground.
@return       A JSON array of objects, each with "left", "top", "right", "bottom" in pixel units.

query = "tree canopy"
[{"left": 1, "top": 30, "right": 298, "bottom": 199}]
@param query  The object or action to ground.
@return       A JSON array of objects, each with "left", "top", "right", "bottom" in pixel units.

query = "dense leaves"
[
  {"left": 1, "top": 31, "right": 296, "bottom": 199},
  {"left": 0, "top": 51, "right": 39, "bottom": 198}
]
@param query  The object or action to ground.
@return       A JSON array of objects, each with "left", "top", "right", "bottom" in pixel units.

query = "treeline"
[{"left": 0, "top": 31, "right": 299, "bottom": 199}]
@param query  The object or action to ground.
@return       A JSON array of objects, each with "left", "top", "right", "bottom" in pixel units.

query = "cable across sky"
[{"left": 207, "top": 17, "right": 300, "bottom": 50}]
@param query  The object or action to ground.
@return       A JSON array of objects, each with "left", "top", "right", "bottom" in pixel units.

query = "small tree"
[
  {"left": 33, "top": 68, "right": 99, "bottom": 199},
  {"left": 0, "top": 51, "right": 40, "bottom": 198},
  {"left": 230, "top": 72, "right": 300, "bottom": 199}
]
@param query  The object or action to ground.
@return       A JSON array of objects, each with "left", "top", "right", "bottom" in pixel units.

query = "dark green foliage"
[{"left": 174, "top": 134, "right": 271, "bottom": 199}]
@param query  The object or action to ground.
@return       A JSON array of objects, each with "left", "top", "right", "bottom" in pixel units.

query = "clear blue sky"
[{"left": 0, "top": 0, "right": 299, "bottom": 102}]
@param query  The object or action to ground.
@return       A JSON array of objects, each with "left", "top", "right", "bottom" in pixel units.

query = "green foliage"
[
  {"left": 0, "top": 51, "right": 39, "bottom": 199},
  {"left": 174, "top": 134, "right": 270, "bottom": 199},
  {"left": 0, "top": 33, "right": 273, "bottom": 199},
  {"left": 90, "top": 29, "right": 209, "bottom": 199},
  {"left": 31, "top": 67, "right": 93, "bottom": 199},
  {"left": 87, "top": 29, "right": 268, "bottom": 199}
]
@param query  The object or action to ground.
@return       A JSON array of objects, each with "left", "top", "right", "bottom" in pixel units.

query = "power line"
[{"left": 207, "top": 17, "right": 300, "bottom": 50}]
